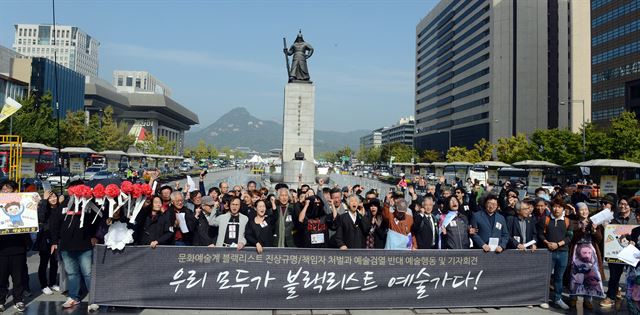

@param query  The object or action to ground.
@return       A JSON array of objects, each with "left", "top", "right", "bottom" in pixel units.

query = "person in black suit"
[
  {"left": 335, "top": 195, "right": 370, "bottom": 249},
  {"left": 506, "top": 198, "right": 538, "bottom": 251},
  {"left": 412, "top": 195, "right": 439, "bottom": 249}
]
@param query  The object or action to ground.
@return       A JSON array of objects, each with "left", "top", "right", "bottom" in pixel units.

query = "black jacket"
[
  {"left": 245, "top": 213, "right": 277, "bottom": 247},
  {"left": 368, "top": 217, "right": 388, "bottom": 249},
  {"left": 35, "top": 200, "right": 60, "bottom": 251},
  {"left": 167, "top": 205, "right": 197, "bottom": 245},
  {"left": 506, "top": 215, "right": 538, "bottom": 249},
  {"left": 0, "top": 234, "right": 30, "bottom": 256},
  {"left": 50, "top": 205, "right": 99, "bottom": 252},
  {"left": 412, "top": 213, "right": 439, "bottom": 249},
  {"left": 334, "top": 212, "right": 371, "bottom": 249},
  {"left": 192, "top": 211, "right": 216, "bottom": 246},
  {"left": 135, "top": 208, "right": 174, "bottom": 246}
]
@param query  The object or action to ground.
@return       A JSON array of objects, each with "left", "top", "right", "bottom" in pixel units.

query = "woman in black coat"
[
  {"left": 35, "top": 191, "right": 61, "bottom": 294},
  {"left": 245, "top": 200, "right": 276, "bottom": 253},
  {"left": 365, "top": 199, "right": 387, "bottom": 249}
]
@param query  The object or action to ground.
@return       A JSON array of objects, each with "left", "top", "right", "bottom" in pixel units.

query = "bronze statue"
[{"left": 283, "top": 31, "right": 314, "bottom": 82}]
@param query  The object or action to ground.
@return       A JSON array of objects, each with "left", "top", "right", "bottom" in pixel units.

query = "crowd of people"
[{"left": 2, "top": 171, "right": 640, "bottom": 313}]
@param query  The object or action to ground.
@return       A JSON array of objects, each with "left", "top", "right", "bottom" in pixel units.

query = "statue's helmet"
[{"left": 295, "top": 31, "right": 304, "bottom": 42}]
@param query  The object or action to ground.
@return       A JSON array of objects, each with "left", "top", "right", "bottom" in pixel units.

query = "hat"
[
  {"left": 201, "top": 196, "right": 215, "bottom": 206},
  {"left": 601, "top": 195, "right": 615, "bottom": 205}
]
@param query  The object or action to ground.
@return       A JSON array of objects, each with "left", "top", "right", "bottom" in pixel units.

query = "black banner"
[{"left": 90, "top": 245, "right": 551, "bottom": 309}]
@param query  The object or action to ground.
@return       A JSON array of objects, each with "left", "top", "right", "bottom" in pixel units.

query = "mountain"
[{"left": 184, "top": 107, "right": 368, "bottom": 153}]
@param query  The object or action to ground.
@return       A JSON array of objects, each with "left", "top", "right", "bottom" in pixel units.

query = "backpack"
[{"left": 543, "top": 216, "right": 570, "bottom": 235}]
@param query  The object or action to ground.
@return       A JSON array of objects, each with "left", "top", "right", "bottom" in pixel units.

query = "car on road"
[
  {"left": 83, "top": 166, "right": 105, "bottom": 180},
  {"left": 45, "top": 169, "right": 72, "bottom": 186},
  {"left": 89, "top": 170, "right": 120, "bottom": 181}
]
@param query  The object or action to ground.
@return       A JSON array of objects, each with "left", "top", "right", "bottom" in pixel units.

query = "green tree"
[
  {"left": 380, "top": 143, "right": 414, "bottom": 163},
  {"left": 2, "top": 93, "right": 58, "bottom": 146},
  {"left": 100, "top": 107, "right": 134, "bottom": 151},
  {"left": 419, "top": 149, "right": 441, "bottom": 163},
  {"left": 472, "top": 138, "right": 495, "bottom": 162},
  {"left": 194, "top": 139, "right": 209, "bottom": 160},
  {"left": 583, "top": 122, "right": 613, "bottom": 160},
  {"left": 206, "top": 144, "right": 218, "bottom": 160},
  {"left": 496, "top": 133, "right": 532, "bottom": 164},
  {"left": 319, "top": 151, "right": 338, "bottom": 163},
  {"left": 356, "top": 146, "right": 382, "bottom": 164},
  {"left": 61, "top": 110, "right": 88, "bottom": 147},
  {"left": 446, "top": 146, "right": 474, "bottom": 162},
  {"left": 529, "top": 129, "right": 582, "bottom": 166},
  {"left": 608, "top": 112, "right": 640, "bottom": 161}
]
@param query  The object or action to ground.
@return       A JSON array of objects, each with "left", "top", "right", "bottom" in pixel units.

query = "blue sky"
[{"left": 0, "top": 0, "right": 437, "bottom": 132}]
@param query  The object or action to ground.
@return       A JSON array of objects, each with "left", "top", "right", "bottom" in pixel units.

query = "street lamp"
[{"left": 560, "top": 99, "right": 586, "bottom": 161}]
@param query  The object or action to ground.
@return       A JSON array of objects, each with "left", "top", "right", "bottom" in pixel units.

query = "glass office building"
[{"left": 591, "top": 0, "right": 640, "bottom": 123}]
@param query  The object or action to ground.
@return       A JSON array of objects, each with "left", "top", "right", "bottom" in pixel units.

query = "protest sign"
[
  {"left": 600, "top": 175, "right": 617, "bottom": 195},
  {"left": 91, "top": 246, "right": 551, "bottom": 309},
  {"left": 604, "top": 224, "right": 638, "bottom": 263},
  {"left": 0, "top": 193, "right": 40, "bottom": 235}
]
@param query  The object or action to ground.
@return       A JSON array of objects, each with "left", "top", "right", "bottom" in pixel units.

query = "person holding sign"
[
  {"left": 470, "top": 195, "right": 509, "bottom": 253},
  {"left": 566, "top": 202, "right": 605, "bottom": 309},
  {"left": 537, "top": 196, "right": 573, "bottom": 310},
  {"left": 0, "top": 180, "right": 29, "bottom": 312},
  {"left": 209, "top": 197, "right": 248, "bottom": 249},
  {"left": 601, "top": 196, "right": 636, "bottom": 308},
  {"left": 296, "top": 195, "right": 330, "bottom": 248}
]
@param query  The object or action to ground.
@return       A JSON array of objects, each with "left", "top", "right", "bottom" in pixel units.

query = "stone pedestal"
[
  {"left": 282, "top": 160, "right": 316, "bottom": 188},
  {"left": 282, "top": 83, "right": 315, "bottom": 162},
  {"left": 281, "top": 82, "right": 316, "bottom": 187}
]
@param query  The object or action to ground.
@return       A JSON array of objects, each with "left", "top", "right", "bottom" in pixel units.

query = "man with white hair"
[
  {"left": 168, "top": 191, "right": 197, "bottom": 246},
  {"left": 335, "top": 195, "right": 370, "bottom": 249},
  {"left": 273, "top": 188, "right": 299, "bottom": 247},
  {"left": 412, "top": 196, "right": 439, "bottom": 249}
]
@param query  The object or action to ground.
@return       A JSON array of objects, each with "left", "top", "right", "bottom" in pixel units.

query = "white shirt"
[{"left": 348, "top": 211, "right": 357, "bottom": 224}]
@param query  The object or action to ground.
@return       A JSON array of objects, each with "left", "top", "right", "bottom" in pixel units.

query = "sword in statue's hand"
[{"left": 283, "top": 37, "right": 291, "bottom": 79}]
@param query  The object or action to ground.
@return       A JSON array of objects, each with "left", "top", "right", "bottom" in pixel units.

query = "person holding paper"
[
  {"left": 565, "top": 202, "right": 605, "bottom": 309},
  {"left": 470, "top": 194, "right": 509, "bottom": 253},
  {"left": 506, "top": 198, "right": 538, "bottom": 251},
  {"left": 168, "top": 192, "right": 196, "bottom": 246},
  {"left": 440, "top": 196, "right": 472, "bottom": 249},
  {"left": 536, "top": 196, "right": 573, "bottom": 310}
]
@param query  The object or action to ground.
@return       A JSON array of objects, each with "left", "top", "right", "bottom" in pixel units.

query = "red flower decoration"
[
  {"left": 67, "top": 185, "right": 79, "bottom": 197},
  {"left": 132, "top": 184, "right": 142, "bottom": 199},
  {"left": 105, "top": 184, "right": 120, "bottom": 199},
  {"left": 141, "top": 183, "right": 153, "bottom": 197},
  {"left": 92, "top": 184, "right": 106, "bottom": 199},
  {"left": 80, "top": 185, "right": 93, "bottom": 199},
  {"left": 121, "top": 181, "right": 133, "bottom": 195}
]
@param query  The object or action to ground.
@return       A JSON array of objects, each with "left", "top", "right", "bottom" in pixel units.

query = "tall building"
[
  {"left": 10, "top": 56, "right": 84, "bottom": 117},
  {"left": 13, "top": 24, "right": 100, "bottom": 77},
  {"left": 0, "top": 46, "right": 27, "bottom": 106},
  {"left": 591, "top": 0, "right": 640, "bottom": 122},
  {"left": 360, "top": 128, "right": 383, "bottom": 149},
  {"left": 360, "top": 116, "right": 415, "bottom": 149},
  {"left": 84, "top": 75, "right": 198, "bottom": 154},
  {"left": 382, "top": 116, "right": 415, "bottom": 146},
  {"left": 113, "top": 70, "right": 172, "bottom": 96},
  {"left": 414, "top": 0, "right": 591, "bottom": 153}
]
